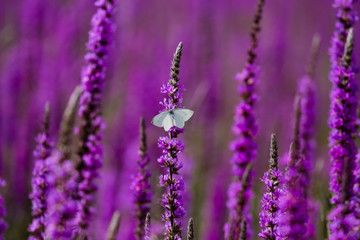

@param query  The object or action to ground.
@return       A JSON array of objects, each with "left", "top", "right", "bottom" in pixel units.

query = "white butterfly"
[{"left": 151, "top": 109, "right": 194, "bottom": 131}]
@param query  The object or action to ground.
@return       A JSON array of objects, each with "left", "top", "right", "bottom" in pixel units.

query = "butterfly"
[{"left": 151, "top": 109, "right": 194, "bottom": 131}]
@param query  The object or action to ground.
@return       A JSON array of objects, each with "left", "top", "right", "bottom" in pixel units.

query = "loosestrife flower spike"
[
  {"left": 105, "top": 211, "right": 121, "bottom": 240},
  {"left": 225, "top": 0, "right": 265, "bottom": 239},
  {"left": 278, "top": 97, "right": 309, "bottom": 239},
  {"left": 328, "top": 0, "right": 358, "bottom": 206},
  {"left": 155, "top": 42, "right": 189, "bottom": 240},
  {"left": 187, "top": 218, "right": 194, "bottom": 240},
  {"left": 225, "top": 165, "right": 253, "bottom": 240},
  {"left": 28, "top": 103, "right": 53, "bottom": 240},
  {"left": 76, "top": 0, "right": 115, "bottom": 234},
  {"left": 259, "top": 134, "right": 283, "bottom": 240},
  {"left": 328, "top": 28, "right": 360, "bottom": 240},
  {"left": 45, "top": 151, "right": 78, "bottom": 240},
  {"left": 298, "top": 35, "right": 320, "bottom": 240},
  {"left": 130, "top": 117, "right": 152, "bottom": 240}
]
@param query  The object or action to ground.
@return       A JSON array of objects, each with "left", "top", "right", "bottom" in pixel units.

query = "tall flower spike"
[
  {"left": 28, "top": 103, "right": 53, "bottom": 240},
  {"left": 328, "top": 28, "right": 360, "bottom": 240},
  {"left": 105, "top": 211, "right": 121, "bottom": 240},
  {"left": 187, "top": 218, "right": 194, "bottom": 240},
  {"left": 278, "top": 97, "right": 309, "bottom": 240},
  {"left": 298, "top": 35, "right": 320, "bottom": 240},
  {"left": 45, "top": 151, "right": 78, "bottom": 240},
  {"left": 259, "top": 134, "right": 283, "bottom": 240},
  {"left": 58, "top": 86, "right": 81, "bottom": 160},
  {"left": 225, "top": 165, "right": 253, "bottom": 240},
  {"left": 76, "top": 0, "right": 115, "bottom": 234},
  {"left": 156, "top": 42, "right": 188, "bottom": 240},
  {"left": 328, "top": 0, "right": 357, "bottom": 206},
  {"left": 130, "top": 117, "right": 152, "bottom": 240},
  {"left": 225, "top": 0, "right": 265, "bottom": 239}
]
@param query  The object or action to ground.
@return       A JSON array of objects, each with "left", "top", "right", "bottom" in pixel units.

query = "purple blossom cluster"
[
  {"left": 130, "top": 118, "right": 152, "bottom": 240},
  {"left": 76, "top": 0, "right": 114, "bottom": 234},
  {"left": 259, "top": 134, "right": 283, "bottom": 240},
  {"left": 44, "top": 151, "right": 78, "bottom": 240},
  {"left": 156, "top": 42, "right": 187, "bottom": 240},
  {"left": 28, "top": 105, "right": 53, "bottom": 239},
  {"left": 2, "top": 0, "right": 360, "bottom": 239},
  {"left": 225, "top": 0, "right": 264, "bottom": 239}
]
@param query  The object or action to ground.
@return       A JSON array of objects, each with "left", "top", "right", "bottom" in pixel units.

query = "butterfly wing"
[
  {"left": 163, "top": 114, "right": 175, "bottom": 131},
  {"left": 151, "top": 111, "right": 168, "bottom": 128},
  {"left": 173, "top": 112, "right": 185, "bottom": 129},
  {"left": 173, "top": 109, "right": 194, "bottom": 122}
]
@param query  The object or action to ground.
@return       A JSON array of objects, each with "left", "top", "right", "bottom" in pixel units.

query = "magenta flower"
[
  {"left": 155, "top": 42, "right": 188, "bottom": 240},
  {"left": 130, "top": 118, "right": 152, "bottom": 240},
  {"left": 328, "top": 0, "right": 358, "bottom": 206},
  {"left": 259, "top": 134, "right": 283, "bottom": 240},
  {"left": 29, "top": 104, "right": 53, "bottom": 240},
  {"left": 76, "top": 0, "right": 115, "bottom": 234},
  {"left": 328, "top": 29, "right": 360, "bottom": 240},
  {"left": 224, "top": 0, "right": 265, "bottom": 239},
  {"left": 45, "top": 151, "right": 78, "bottom": 240}
]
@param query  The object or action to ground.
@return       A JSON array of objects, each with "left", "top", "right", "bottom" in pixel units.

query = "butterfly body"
[{"left": 151, "top": 109, "right": 194, "bottom": 131}]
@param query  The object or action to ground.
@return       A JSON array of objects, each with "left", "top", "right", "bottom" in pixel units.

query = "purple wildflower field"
[{"left": 1, "top": 0, "right": 360, "bottom": 239}]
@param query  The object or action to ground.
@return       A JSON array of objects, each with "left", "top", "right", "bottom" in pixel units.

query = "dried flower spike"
[{"left": 105, "top": 211, "right": 121, "bottom": 240}]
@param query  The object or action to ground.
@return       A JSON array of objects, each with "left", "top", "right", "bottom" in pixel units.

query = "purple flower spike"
[
  {"left": 45, "top": 151, "right": 78, "bottom": 240},
  {"left": 29, "top": 104, "right": 53, "bottom": 240},
  {"left": 328, "top": 29, "right": 360, "bottom": 240},
  {"left": 130, "top": 118, "right": 152, "bottom": 240},
  {"left": 155, "top": 42, "right": 188, "bottom": 240},
  {"left": 328, "top": 0, "right": 358, "bottom": 205},
  {"left": 259, "top": 134, "right": 283, "bottom": 240},
  {"left": 278, "top": 98, "right": 309, "bottom": 240},
  {"left": 225, "top": 0, "right": 265, "bottom": 239},
  {"left": 76, "top": 0, "right": 115, "bottom": 234}
]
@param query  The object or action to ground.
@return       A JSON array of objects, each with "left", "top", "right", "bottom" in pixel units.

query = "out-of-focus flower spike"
[
  {"left": 58, "top": 86, "right": 81, "bottom": 160},
  {"left": 131, "top": 117, "right": 152, "bottom": 240},
  {"left": 187, "top": 218, "right": 194, "bottom": 240},
  {"left": 45, "top": 151, "right": 78, "bottom": 240},
  {"left": 75, "top": 0, "right": 116, "bottom": 235},
  {"left": 289, "top": 96, "right": 301, "bottom": 168},
  {"left": 28, "top": 103, "right": 53, "bottom": 240},
  {"left": 259, "top": 134, "right": 283, "bottom": 240},
  {"left": 226, "top": 165, "right": 253, "bottom": 240},
  {"left": 144, "top": 213, "right": 151, "bottom": 240},
  {"left": 105, "top": 211, "right": 121, "bottom": 240},
  {"left": 298, "top": 36, "right": 320, "bottom": 240},
  {"left": 225, "top": 0, "right": 265, "bottom": 239},
  {"left": 306, "top": 34, "right": 321, "bottom": 78}
]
